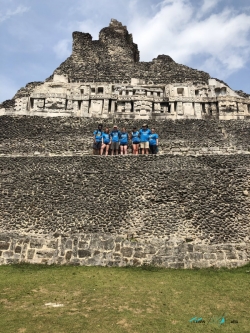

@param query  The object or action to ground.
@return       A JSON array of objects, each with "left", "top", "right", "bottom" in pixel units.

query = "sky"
[{"left": 1, "top": 0, "right": 250, "bottom": 103}]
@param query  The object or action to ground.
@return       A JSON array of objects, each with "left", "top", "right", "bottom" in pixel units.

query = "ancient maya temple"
[
  {"left": 0, "top": 19, "right": 250, "bottom": 268},
  {"left": 1, "top": 18, "right": 250, "bottom": 119}
]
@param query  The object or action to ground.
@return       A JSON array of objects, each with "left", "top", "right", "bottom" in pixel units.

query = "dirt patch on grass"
[
  {"left": 17, "top": 328, "right": 27, "bottom": 333},
  {"left": 117, "top": 318, "right": 131, "bottom": 329}
]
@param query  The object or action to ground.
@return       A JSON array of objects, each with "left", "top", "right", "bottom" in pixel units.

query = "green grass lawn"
[{"left": 0, "top": 264, "right": 249, "bottom": 333}]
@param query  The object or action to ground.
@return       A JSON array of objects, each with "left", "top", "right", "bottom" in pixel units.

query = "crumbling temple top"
[{"left": 1, "top": 19, "right": 250, "bottom": 119}]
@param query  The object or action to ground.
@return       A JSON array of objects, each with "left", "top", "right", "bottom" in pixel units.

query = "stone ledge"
[{"left": 0, "top": 233, "right": 249, "bottom": 269}]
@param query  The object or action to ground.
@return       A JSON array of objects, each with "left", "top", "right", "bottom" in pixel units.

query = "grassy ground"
[{"left": 0, "top": 264, "right": 249, "bottom": 333}]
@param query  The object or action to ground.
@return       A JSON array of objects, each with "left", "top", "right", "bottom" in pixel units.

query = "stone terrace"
[
  {"left": 1, "top": 155, "right": 249, "bottom": 245},
  {"left": 1, "top": 116, "right": 250, "bottom": 156}
]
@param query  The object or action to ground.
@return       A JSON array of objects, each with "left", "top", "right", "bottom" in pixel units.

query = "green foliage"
[{"left": 0, "top": 264, "right": 249, "bottom": 332}]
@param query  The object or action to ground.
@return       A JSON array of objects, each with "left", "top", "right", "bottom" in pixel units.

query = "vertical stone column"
[
  {"left": 103, "top": 99, "right": 109, "bottom": 114},
  {"left": 194, "top": 103, "right": 202, "bottom": 118},
  {"left": 177, "top": 102, "right": 183, "bottom": 115}
]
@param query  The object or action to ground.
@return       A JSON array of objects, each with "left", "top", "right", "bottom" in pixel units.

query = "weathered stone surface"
[{"left": 1, "top": 19, "right": 249, "bottom": 120}]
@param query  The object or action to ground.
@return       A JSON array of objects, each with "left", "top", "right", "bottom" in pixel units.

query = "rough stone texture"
[
  {"left": 0, "top": 155, "right": 250, "bottom": 262},
  {"left": 1, "top": 116, "right": 250, "bottom": 156},
  {"left": 0, "top": 232, "right": 249, "bottom": 268},
  {"left": 1, "top": 19, "right": 249, "bottom": 120},
  {"left": 1, "top": 18, "right": 250, "bottom": 268}
]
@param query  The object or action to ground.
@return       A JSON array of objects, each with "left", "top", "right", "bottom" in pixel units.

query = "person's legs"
[
  {"left": 93, "top": 142, "right": 97, "bottom": 155},
  {"left": 120, "top": 145, "right": 124, "bottom": 155},
  {"left": 100, "top": 144, "right": 105, "bottom": 155},
  {"left": 140, "top": 142, "right": 144, "bottom": 154},
  {"left": 124, "top": 145, "right": 128, "bottom": 155},
  {"left": 145, "top": 142, "right": 149, "bottom": 155},
  {"left": 110, "top": 142, "right": 115, "bottom": 156},
  {"left": 105, "top": 144, "right": 110, "bottom": 155},
  {"left": 115, "top": 142, "right": 119, "bottom": 155},
  {"left": 97, "top": 142, "right": 102, "bottom": 155}
]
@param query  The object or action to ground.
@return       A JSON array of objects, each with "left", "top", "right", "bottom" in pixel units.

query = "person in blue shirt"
[
  {"left": 139, "top": 123, "right": 151, "bottom": 155},
  {"left": 149, "top": 128, "right": 159, "bottom": 154},
  {"left": 110, "top": 125, "right": 121, "bottom": 156},
  {"left": 100, "top": 127, "right": 111, "bottom": 156},
  {"left": 120, "top": 127, "right": 129, "bottom": 155},
  {"left": 130, "top": 127, "right": 140, "bottom": 155},
  {"left": 93, "top": 124, "right": 103, "bottom": 155}
]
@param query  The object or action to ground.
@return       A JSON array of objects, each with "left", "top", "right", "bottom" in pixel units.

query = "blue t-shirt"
[
  {"left": 93, "top": 129, "right": 103, "bottom": 143},
  {"left": 110, "top": 130, "right": 121, "bottom": 143},
  {"left": 102, "top": 133, "right": 111, "bottom": 144},
  {"left": 149, "top": 133, "right": 158, "bottom": 145},
  {"left": 120, "top": 132, "right": 129, "bottom": 144},
  {"left": 139, "top": 128, "right": 151, "bottom": 142},
  {"left": 131, "top": 131, "right": 140, "bottom": 143}
]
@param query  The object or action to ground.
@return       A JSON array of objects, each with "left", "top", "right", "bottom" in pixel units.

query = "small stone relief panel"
[
  {"left": 103, "top": 99, "right": 109, "bottom": 113},
  {"left": 125, "top": 102, "right": 132, "bottom": 112},
  {"left": 135, "top": 89, "right": 146, "bottom": 96},
  {"left": 195, "top": 88, "right": 208, "bottom": 98},
  {"left": 134, "top": 100, "right": 152, "bottom": 113},
  {"left": 153, "top": 102, "right": 168, "bottom": 113},
  {"left": 165, "top": 86, "right": 170, "bottom": 97},
  {"left": 183, "top": 103, "right": 194, "bottom": 116},
  {"left": 82, "top": 100, "right": 89, "bottom": 114},
  {"left": 194, "top": 103, "right": 202, "bottom": 117},
  {"left": 189, "top": 87, "right": 195, "bottom": 97},
  {"left": 219, "top": 101, "right": 237, "bottom": 114},
  {"left": 72, "top": 101, "right": 79, "bottom": 113},
  {"left": 177, "top": 102, "right": 183, "bottom": 115},
  {"left": 15, "top": 97, "right": 29, "bottom": 112},
  {"left": 210, "top": 103, "right": 218, "bottom": 114},
  {"left": 33, "top": 99, "right": 45, "bottom": 110},
  {"left": 14, "top": 98, "right": 24, "bottom": 111},
  {"left": 45, "top": 98, "right": 66, "bottom": 110},
  {"left": 66, "top": 100, "right": 74, "bottom": 111},
  {"left": 238, "top": 103, "right": 248, "bottom": 113},
  {"left": 117, "top": 101, "right": 125, "bottom": 112},
  {"left": 105, "top": 85, "right": 111, "bottom": 95},
  {"left": 154, "top": 103, "right": 161, "bottom": 112},
  {"left": 90, "top": 100, "right": 103, "bottom": 114}
]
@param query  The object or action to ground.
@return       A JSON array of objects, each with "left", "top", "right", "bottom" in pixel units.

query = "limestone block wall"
[
  {"left": 0, "top": 155, "right": 250, "bottom": 267},
  {"left": 1, "top": 116, "right": 250, "bottom": 156},
  {"left": 0, "top": 233, "right": 249, "bottom": 269}
]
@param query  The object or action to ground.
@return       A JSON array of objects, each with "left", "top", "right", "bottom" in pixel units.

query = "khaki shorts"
[{"left": 140, "top": 142, "right": 149, "bottom": 149}]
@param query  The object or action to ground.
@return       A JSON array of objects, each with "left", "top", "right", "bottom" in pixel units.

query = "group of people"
[{"left": 93, "top": 124, "right": 159, "bottom": 156}]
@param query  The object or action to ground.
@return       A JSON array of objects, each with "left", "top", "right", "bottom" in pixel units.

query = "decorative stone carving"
[
  {"left": 45, "top": 98, "right": 66, "bottom": 110},
  {"left": 183, "top": 103, "right": 194, "bottom": 116},
  {"left": 33, "top": 99, "right": 45, "bottom": 110},
  {"left": 194, "top": 103, "right": 202, "bottom": 117},
  {"left": 219, "top": 101, "right": 237, "bottom": 114},
  {"left": 238, "top": 103, "right": 247, "bottom": 113},
  {"left": 117, "top": 101, "right": 125, "bottom": 112},
  {"left": 90, "top": 100, "right": 103, "bottom": 114},
  {"left": 2, "top": 19, "right": 250, "bottom": 120},
  {"left": 134, "top": 100, "right": 152, "bottom": 113},
  {"left": 82, "top": 100, "right": 89, "bottom": 114},
  {"left": 66, "top": 100, "right": 73, "bottom": 110},
  {"left": 177, "top": 102, "right": 183, "bottom": 115},
  {"left": 125, "top": 102, "right": 132, "bottom": 112},
  {"left": 103, "top": 99, "right": 109, "bottom": 113},
  {"left": 154, "top": 103, "right": 161, "bottom": 112}
]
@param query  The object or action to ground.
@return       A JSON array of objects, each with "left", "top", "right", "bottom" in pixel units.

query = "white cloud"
[
  {"left": 198, "top": 0, "right": 222, "bottom": 18},
  {"left": 53, "top": 39, "right": 71, "bottom": 60},
  {"left": 128, "top": 0, "right": 250, "bottom": 79},
  {"left": 0, "top": 5, "right": 30, "bottom": 23}
]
